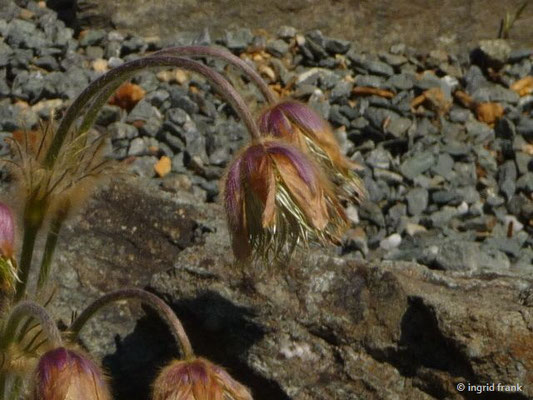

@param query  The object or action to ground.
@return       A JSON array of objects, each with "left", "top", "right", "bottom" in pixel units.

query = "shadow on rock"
[{"left": 104, "top": 290, "right": 290, "bottom": 400}]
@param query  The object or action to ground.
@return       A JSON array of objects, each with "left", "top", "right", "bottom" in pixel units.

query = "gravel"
[{"left": 0, "top": 0, "right": 531, "bottom": 275}]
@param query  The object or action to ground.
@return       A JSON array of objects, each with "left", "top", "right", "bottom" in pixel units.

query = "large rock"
[{"left": 47, "top": 177, "right": 533, "bottom": 400}]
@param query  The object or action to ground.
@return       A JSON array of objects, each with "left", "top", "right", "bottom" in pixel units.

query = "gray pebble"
[
  {"left": 475, "top": 39, "right": 511, "bottom": 69},
  {"left": 266, "top": 39, "right": 289, "bottom": 57},
  {"left": 109, "top": 122, "right": 138, "bottom": 140},
  {"left": 359, "top": 201, "right": 385, "bottom": 227},
  {"left": 386, "top": 72, "right": 415, "bottom": 90},
  {"left": 277, "top": 26, "right": 296, "bottom": 40},
  {"left": 223, "top": 28, "right": 253, "bottom": 51},
  {"left": 366, "top": 147, "right": 390, "bottom": 170},
  {"left": 472, "top": 84, "right": 519, "bottom": 104},
  {"left": 498, "top": 160, "right": 517, "bottom": 201},
  {"left": 348, "top": 51, "right": 394, "bottom": 77},
  {"left": 400, "top": 152, "right": 435, "bottom": 179},
  {"left": 95, "top": 104, "right": 121, "bottom": 126},
  {"left": 127, "top": 99, "right": 159, "bottom": 122},
  {"left": 121, "top": 36, "right": 147, "bottom": 55},
  {"left": 128, "top": 137, "right": 147, "bottom": 156},
  {"left": 356, "top": 75, "right": 385, "bottom": 89},
  {"left": 515, "top": 152, "right": 531, "bottom": 175},
  {"left": 406, "top": 187, "right": 429, "bottom": 216},
  {"left": 139, "top": 116, "right": 163, "bottom": 137},
  {"left": 130, "top": 155, "right": 157, "bottom": 177},
  {"left": 330, "top": 80, "right": 353, "bottom": 103},
  {"left": 79, "top": 29, "right": 107, "bottom": 47},
  {"left": 516, "top": 172, "right": 533, "bottom": 193},
  {"left": 516, "top": 118, "right": 533, "bottom": 139},
  {"left": 449, "top": 107, "right": 471, "bottom": 123},
  {"left": 431, "top": 153, "right": 454, "bottom": 179}
]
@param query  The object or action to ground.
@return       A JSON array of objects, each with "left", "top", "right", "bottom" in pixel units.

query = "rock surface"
[{"left": 48, "top": 178, "right": 533, "bottom": 400}]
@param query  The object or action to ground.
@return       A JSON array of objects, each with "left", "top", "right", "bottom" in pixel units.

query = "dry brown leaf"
[
  {"left": 475, "top": 102, "right": 504, "bottom": 126},
  {"left": 454, "top": 90, "right": 476, "bottom": 109},
  {"left": 352, "top": 86, "right": 395, "bottom": 98},
  {"left": 411, "top": 88, "right": 451, "bottom": 115},
  {"left": 511, "top": 76, "right": 533, "bottom": 97},
  {"left": 154, "top": 156, "right": 171, "bottom": 178},
  {"left": 109, "top": 82, "right": 146, "bottom": 111}
]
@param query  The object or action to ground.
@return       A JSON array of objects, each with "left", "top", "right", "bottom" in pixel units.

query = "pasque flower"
[
  {"left": 153, "top": 357, "right": 252, "bottom": 400},
  {"left": 31, "top": 347, "right": 111, "bottom": 400},
  {"left": 258, "top": 100, "right": 366, "bottom": 203},
  {"left": 223, "top": 138, "right": 347, "bottom": 261}
]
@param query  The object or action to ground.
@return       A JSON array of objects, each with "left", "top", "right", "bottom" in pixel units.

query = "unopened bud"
[
  {"left": 31, "top": 347, "right": 111, "bottom": 400},
  {"left": 153, "top": 357, "right": 253, "bottom": 400},
  {"left": 0, "top": 202, "right": 15, "bottom": 259}
]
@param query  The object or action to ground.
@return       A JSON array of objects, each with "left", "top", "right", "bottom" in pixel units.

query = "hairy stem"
[
  {"left": 2, "top": 301, "right": 62, "bottom": 349},
  {"left": 78, "top": 72, "right": 136, "bottom": 136},
  {"left": 37, "top": 207, "right": 69, "bottom": 290},
  {"left": 69, "top": 288, "right": 193, "bottom": 359},
  {"left": 47, "top": 55, "right": 260, "bottom": 168},
  {"left": 153, "top": 45, "right": 277, "bottom": 104},
  {"left": 0, "top": 375, "right": 22, "bottom": 400},
  {"left": 14, "top": 220, "right": 42, "bottom": 302}
]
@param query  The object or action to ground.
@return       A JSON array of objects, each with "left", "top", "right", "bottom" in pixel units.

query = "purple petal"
[
  {"left": 266, "top": 141, "right": 318, "bottom": 189},
  {"left": 240, "top": 143, "right": 267, "bottom": 177},
  {"left": 36, "top": 347, "right": 68, "bottom": 389},
  {"left": 258, "top": 107, "right": 293, "bottom": 137},
  {"left": 277, "top": 101, "right": 328, "bottom": 134},
  {"left": 0, "top": 202, "right": 14, "bottom": 251}
]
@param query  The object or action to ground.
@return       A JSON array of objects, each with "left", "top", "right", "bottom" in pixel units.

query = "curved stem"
[
  {"left": 77, "top": 73, "right": 136, "bottom": 136},
  {"left": 69, "top": 288, "right": 193, "bottom": 359},
  {"left": 47, "top": 55, "right": 260, "bottom": 168},
  {"left": 2, "top": 301, "right": 62, "bottom": 349},
  {"left": 152, "top": 45, "right": 277, "bottom": 104}
]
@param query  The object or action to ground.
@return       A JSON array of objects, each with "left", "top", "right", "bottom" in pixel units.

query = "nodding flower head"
[
  {"left": 31, "top": 347, "right": 111, "bottom": 400},
  {"left": 258, "top": 100, "right": 366, "bottom": 203},
  {"left": 223, "top": 138, "right": 347, "bottom": 261},
  {"left": 153, "top": 357, "right": 252, "bottom": 400}
]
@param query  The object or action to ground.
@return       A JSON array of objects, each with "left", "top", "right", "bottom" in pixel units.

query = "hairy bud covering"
[
  {"left": 258, "top": 100, "right": 366, "bottom": 203},
  {"left": 31, "top": 347, "right": 111, "bottom": 400},
  {"left": 153, "top": 357, "right": 253, "bottom": 400},
  {"left": 223, "top": 138, "right": 347, "bottom": 261}
]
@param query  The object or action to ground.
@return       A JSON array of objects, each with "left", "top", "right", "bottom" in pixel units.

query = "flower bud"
[
  {"left": 152, "top": 357, "right": 252, "bottom": 400},
  {"left": 31, "top": 347, "right": 111, "bottom": 400},
  {"left": 258, "top": 100, "right": 366, "bottom": 203},
  {"left": 223, "top": 138, "right": 347, "bottom": 261},
  {"left": 0, "top": 202, "right": 17, "bottom": 291},
  {"left": 0, "top": 202, "right": 15, "bottom": 259}
]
